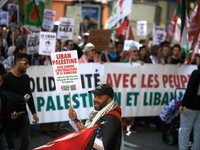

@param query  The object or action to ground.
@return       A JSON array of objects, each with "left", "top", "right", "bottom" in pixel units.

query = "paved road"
[{"left": 12, "top": 122, "right": 179, "bottom": 150}]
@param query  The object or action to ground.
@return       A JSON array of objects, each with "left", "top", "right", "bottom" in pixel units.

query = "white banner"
[
  {"left": 51, "top": 51, "right": 82, "bottom": 93},
  {"left": 153, "top": 26, "right": 167, "bottom": 45},
  {"left": 39, "top": 32, "right": 56, "bottom": 55},
  {"left": 57, "top": 17, "right": 74, "bottom": 40},
  {"left": 26, "top": 63, "right": 196, "bottom": 123},
  {"left": 42, "top": 9, "right": 56, "bottom": 30},
  {"left": 27, "top": 33, "right": 40, "bottom": 55}
]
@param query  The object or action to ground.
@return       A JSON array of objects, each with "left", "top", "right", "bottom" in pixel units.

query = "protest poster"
[
  {"left": 153, "top": 26, "right": 167, "bottom": 45},
  {"left": 66, "top": 6, "right": 81, "bottom": 43},
  {"left": 0, "top": 0, "right": 8, "bottom": 9},
  {"left": 51, "top": 50, "right": 82, "bottom": 93},
  {"left": 27, "top": 33, "right": 40, "bottom": 55},
  {"left": 87, "top": 29, "right": 112, "bottom": 52},
  {"left": 8, "top": 3, "right": 19, "bottom": 25},
  {"left": 0, "top": 10, "right": 8, "bottom": 26},
  {"left": 57, "top": 17, "right": 74, "bottom": 40},
  {"left": 137, "top": 21, "right": 147, "bottom": 36},
  {"left": 123, "top": 40, "right": 141, "bottom": 51},
  {"left": 39, "top": 32, "right": 56, "bottom": 55},
  {"left": 42, "top": 9, "right": 56, "bottom": 30},
  {"left": 25, "top": 1, "right": 44, "bottom": 31}
]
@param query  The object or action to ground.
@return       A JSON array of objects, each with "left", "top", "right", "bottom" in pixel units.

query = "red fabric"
[
  {"left": 116, "top": 19, "right": 134, "bottom": 41},
  {"left": 167, "top": 8, "right": 177, "bottom": 39},
  {"left": 106, "top": 106, "right": 124, "bottom": 132},
  {"left": 33, "top": 124, "right": 102, "bottom": 150}
]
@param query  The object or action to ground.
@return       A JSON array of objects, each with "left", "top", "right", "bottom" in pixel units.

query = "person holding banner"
[
  {"left": 79, "top": 43, "right": 99, "bottom": 63},
  {"left": 147, "top": 45, "right": 165, "bottom": 64},
  {"left": 2, "top": 53, "right": 39, "bottom": 150},
  {"left": 68, "top": 84, "right": 123, "bottom": 150}
]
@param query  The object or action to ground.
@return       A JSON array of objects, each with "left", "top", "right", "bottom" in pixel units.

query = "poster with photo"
[
  {"left": 57, "top": 17, "right": 74, "bottom": 40},
  {"left": 39, "top": 32, "right": 56, "bottom": 55},
  {"left": 8, "top": 3, "right": 19, "bottom": 25},
  {"left": 153, "top": 26, "right": 167, "bottom": 45},
  {"left": 51, "top": 50, "right": 82, "bottom": 93},
  {"left": 71, "top": 1, "right": 102, "bottom": 37},
  {"left": 42, "top": 9, "right": 56, "bottom": 30},
  {"left": 27, "top": 33, "right": 40, "bottom": 55}
]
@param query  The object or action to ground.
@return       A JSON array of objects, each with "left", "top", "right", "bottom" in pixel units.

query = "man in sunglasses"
[{"left": 1, "top": 53, "right": 39, "bottom": 150}]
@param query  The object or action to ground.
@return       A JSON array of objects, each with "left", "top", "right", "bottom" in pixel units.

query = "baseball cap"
[{"left": 88, "top": 84, "right": 114, "bottom": 99}]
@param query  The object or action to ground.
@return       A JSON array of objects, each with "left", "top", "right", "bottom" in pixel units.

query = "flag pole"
[{"left": 33, "top": 0, "right": 43, "bottom": 31}]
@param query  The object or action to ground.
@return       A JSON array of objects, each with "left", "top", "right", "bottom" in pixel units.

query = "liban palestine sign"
[{"left": 51, "top": 51, "right": 82, "bottom": 93}]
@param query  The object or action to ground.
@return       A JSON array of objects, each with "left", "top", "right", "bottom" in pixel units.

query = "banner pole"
[{"left": 69, "top": 92, "right": 72, "bottom": 107}]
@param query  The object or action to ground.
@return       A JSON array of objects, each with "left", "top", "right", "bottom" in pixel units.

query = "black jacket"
[{"left": 181, "top": 66, "right": 200, "bottom": 110}]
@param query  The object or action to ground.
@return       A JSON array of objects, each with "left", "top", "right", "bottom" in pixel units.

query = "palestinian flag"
[{"left": 33, "top": 124, "right": 102, "bottom": 150}]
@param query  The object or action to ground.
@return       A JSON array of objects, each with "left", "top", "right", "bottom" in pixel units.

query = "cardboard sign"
[
  {"left": 153, "top": 26, "right": 167, "bottom": 45},
  {"left": 42, "top": 9, "right": 56, "bottom": 30},
  {"left": 39, "top": 32, "right": 56, "bottom": 55},
  {"left": 57, "top": 17, "right": 74, "bottom": 40},
  {"left": 123, "top": 40, "right": 141, "bottom": 51},
  {"left": 87, "top": 29, "right": 112, "bottom": 52},
  {"left": 51, "top": 51, "right": 82, "bottom": 93},
  {"left": 27, "top": 33, "right": 40, "bottom": 54},
  {"left": 8, "top": 3, "right": 19, "bottom": 25},
  {"left": 0, "top": 10, "right": 8, "bottom": 26},
  {"left": 137, "top": 21, "right": 147, "bottom": 36}
]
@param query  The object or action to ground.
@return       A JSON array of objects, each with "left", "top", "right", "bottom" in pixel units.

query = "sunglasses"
[
  {"left": 131, "top": 50, "right": 138, "bottom": 53},
  {"left": 19, "top": 61, "right": 29, "bottom": 65},
  {"left": 90, "top": 49, "right": 96, "bottom": 52}
]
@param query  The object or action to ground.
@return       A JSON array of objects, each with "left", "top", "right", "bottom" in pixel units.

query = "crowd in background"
[{"left": 0, "top": 22, "right": 198, "bottom": 137}]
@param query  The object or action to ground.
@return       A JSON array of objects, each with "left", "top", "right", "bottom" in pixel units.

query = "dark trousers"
[{"left": 5, "top": 113, "right": 30, "bottom": 150}]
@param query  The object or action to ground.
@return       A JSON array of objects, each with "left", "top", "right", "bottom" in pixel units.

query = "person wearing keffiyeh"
[{"left": 68, "top": 84, "right": 123, "bottom": 150}]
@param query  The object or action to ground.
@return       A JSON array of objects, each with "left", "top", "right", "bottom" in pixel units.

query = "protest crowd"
[{"left": 0, "top": 0, "right": 200, "bottom": 150}]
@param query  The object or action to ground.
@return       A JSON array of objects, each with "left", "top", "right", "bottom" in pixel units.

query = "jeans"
[
  {"left": 5, "top": 113, "right": 30, "bottom": 150},
  {"left": 179, "top": 107, "right": 200, "bottom": 150},
  {"left": 0, "top": 132, "right": 8, "bottom": 150}
]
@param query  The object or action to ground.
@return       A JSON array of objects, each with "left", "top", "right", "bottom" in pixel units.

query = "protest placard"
[
  {"left": 42, "top": 9, "right": 56, "bottom": 30},
  {"left": 51, "top": 50, "right": 82, "bottom": 93},
  {"left": 57, "top": 17, "right": 74, "bottom": 40},
  {"left": 123, "top": 40, "right": 141, "bottom": 51},
  {"left": 27, "top": 33, "right": 40, "bottom": 55},
  {"left": 137, "top": 21, "right": 147, "bottom": 36},
  {"left": 153, "top": 26, "right": 167, "bottom": 45},
  {"left": 0, "top": 10, "right": 8, "bottom": 26},
  {"left": 0, "top": 0, "right": 8, "bottom": 9},
  {"left": 87, "top": 29, "right": 112, "bottom": 52},
  {"left": 39, "top": 32, "right": 56, "bottom": 55},
  {"left": 8, "top": 3, "right": 19, "bottom": 25}
]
